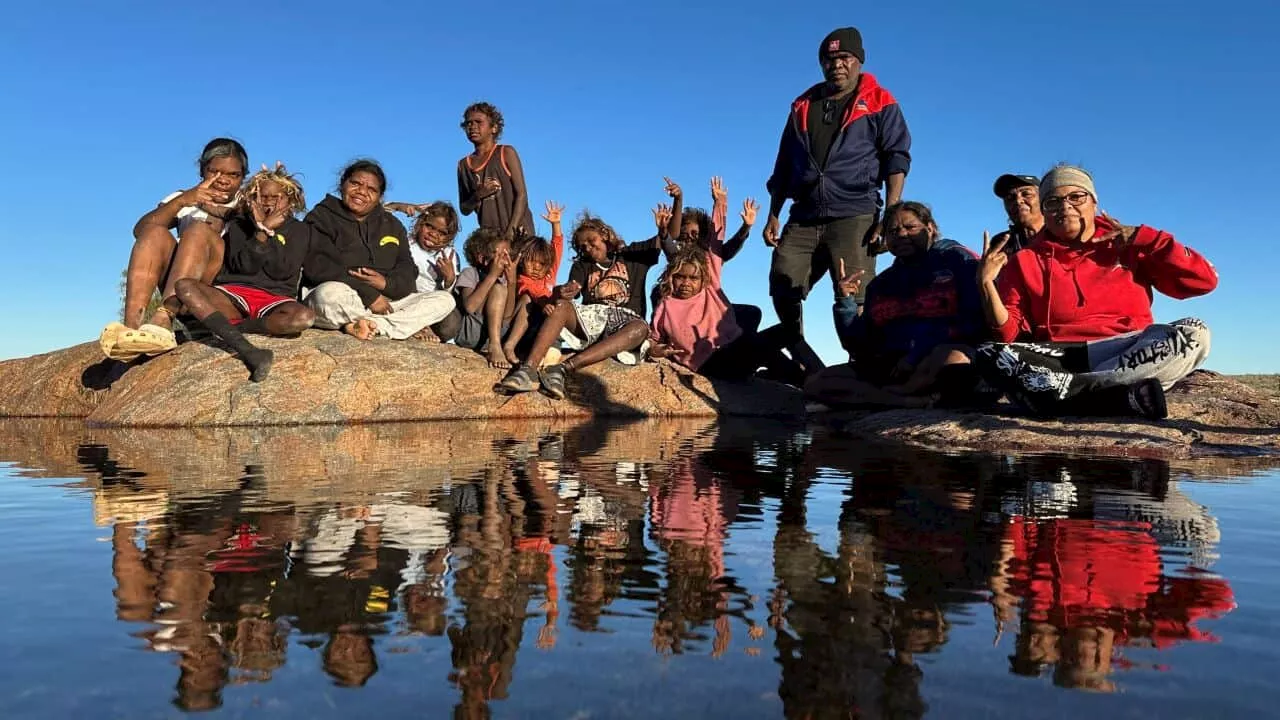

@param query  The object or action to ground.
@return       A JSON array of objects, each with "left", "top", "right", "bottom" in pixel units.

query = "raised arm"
[
  {"left": 977, "top": 232, "right": 1024, "bottom": 342},
  {"left": 1107, "top": 218, "right": 1219, "bottom": 299},
  {"left": 541, "top": 201, "right": 567, "bottom": 278},
  {"left": 663, "top": 177, "right": 683, "bottom": 241},
  {"left": 710, "top": 176, "right": 729, "bottom": 237},
  {"left": 833, "top": 259, "right": 868, "bottom": 355},
  {"left": 133, "top": 173, "right": 228, "bottom": 238},
  {"left": 720, "top": 198, "right": 758, "bottom": 262}
]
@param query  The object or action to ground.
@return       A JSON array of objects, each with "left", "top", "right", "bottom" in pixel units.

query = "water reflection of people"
[
  {"left": 105, "top": 474, "right": 298, "bottom": 710},
  {"left": 988, "top": 457, "right": 1236, "bottom": 691},
  {"left": 648, "top": 453, "right": 740, "bottom": 657},
  {"left": 767, "top": 443, "right": 930, "bottom": 719},
  {"left": 60, "top": 418, "right": 1240, "bottom": 715}
]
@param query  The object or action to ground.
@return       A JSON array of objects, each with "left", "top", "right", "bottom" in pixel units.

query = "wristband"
[{"left": 256, "top": 222, "right": 275, "bottom": 236}]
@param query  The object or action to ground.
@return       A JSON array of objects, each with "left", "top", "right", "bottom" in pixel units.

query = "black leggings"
[{"left": 697, "top": 324, "right": 805, "bottom": 385}]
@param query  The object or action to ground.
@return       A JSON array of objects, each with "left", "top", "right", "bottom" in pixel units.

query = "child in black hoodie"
[
  {"left": 173, "top": 164, "right": 315, "bottom": 381},
  {"left": 303, "top": 160, "right": 456, "bottom": 340}
]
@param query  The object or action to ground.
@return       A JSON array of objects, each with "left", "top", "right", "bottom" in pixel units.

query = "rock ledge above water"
[
  {"left": 1, "top": 335, "right": 1276, "bottom": 460},
  {"left": 0, "top": 331, "right": 803, "bottom": 426}
]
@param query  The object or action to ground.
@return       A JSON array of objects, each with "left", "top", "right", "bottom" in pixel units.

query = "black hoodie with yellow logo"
[
  {"left": 215, "top": 214, "right": 314, "bottom": 298},
  {"left": 303, "top": 194, "right": 419, "bottom": 305}
]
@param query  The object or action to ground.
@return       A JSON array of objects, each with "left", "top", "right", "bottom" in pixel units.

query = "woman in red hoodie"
[{"left": 975, "top": 165, "right": 1217, "bottom": 419}]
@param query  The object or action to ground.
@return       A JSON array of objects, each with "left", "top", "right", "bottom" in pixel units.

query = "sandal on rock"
[
  {"left": 100, "top": 322, "right": 177, "bottom": 361},
  {"left": 135, "top": 324, "right": 177, "bottom": 353},
  {"left": 495, "top": 365, "right": 538, "bottom": 395},
  {"left": 539, "top": 364, "right": 568, "bottom": 400},
  {"left": 99, "top": 323, "right": 139, "bottom": 361}
]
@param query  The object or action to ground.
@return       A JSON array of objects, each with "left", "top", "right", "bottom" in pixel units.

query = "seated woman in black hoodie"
[
  {"left": 173, "top": 164, "right": 316, "bottom": 381},
  {"left": 303, "top": 159, "right": 456, "bottom": 340}
]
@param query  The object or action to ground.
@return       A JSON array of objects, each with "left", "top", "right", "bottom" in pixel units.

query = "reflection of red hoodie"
[
  {"left": 1007, "top": 517, "right": 1160, "bottom": 625},
  {"left": 994, "top": 217, "right": 1218, "bottom": 342},
  {"left": 1004, "top": 517, "right": 1235, "bottom": 646},
  {"left": 1146, "top": 574, "right": 1235, "bottom": 647}
]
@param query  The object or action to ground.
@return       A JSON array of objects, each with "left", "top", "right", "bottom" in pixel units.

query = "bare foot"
[
  {"left": 413, "top": 326, "right": 440, "bottom": 342},
  {"left": 342, "top": 318, "right": 377, "bottom": 341},
  {"left": 501, "top": 343, "right": 521, "bottom": 366},
  {"left": 145, "top": 307, "right": 174, "bottom": 331},
  {"left": 486, "top": 345, "right": 511, "bottom": 369}
]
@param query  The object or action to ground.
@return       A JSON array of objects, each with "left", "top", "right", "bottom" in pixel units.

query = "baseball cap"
[{"left": 993, "top": 174, "right": 1039, "bottom": 198}]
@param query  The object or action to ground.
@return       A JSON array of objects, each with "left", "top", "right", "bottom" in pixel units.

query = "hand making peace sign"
[{"left": 978, "top": 231, "right": 1009, "bottom": 286}]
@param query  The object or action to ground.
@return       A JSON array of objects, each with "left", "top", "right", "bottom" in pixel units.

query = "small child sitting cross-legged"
[
  {"left": 388, "top": 201, "right": 462, "bottom": 342},
  {"left": 446, "top": 228, "right": 518, "bottom": 367},
  {"left": 649, "top": 242, "right": 806, "bottom": 385},
  {"left": 494, "top": 213, "right": 660, "bottom": 399},
  {"left": 500, "top": 201, "right": 566, "bottom": 365}
]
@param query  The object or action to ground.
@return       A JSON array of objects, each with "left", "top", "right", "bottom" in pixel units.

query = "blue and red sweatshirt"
[
  {"left": 836, "top": 239, "right": 981, "bottom": 367},
  {"left": 766, "top": 73, "right": 911, "bottom": 221}
]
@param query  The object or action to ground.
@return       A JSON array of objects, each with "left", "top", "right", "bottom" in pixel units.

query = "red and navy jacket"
[
  {"left": 837, "top": 239, "right": 981, "bottom": 366},
  {"left": 766, "top": 73, "right": 911, "bottom": 221}
]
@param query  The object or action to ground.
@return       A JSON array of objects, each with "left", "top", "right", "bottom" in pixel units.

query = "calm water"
[{"left": 1, "top": 417, "right": 1278, "bottom": 719}]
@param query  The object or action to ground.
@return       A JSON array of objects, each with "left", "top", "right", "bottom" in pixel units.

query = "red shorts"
[{"left": 216, "top": 284, "right": 294, "bottom": 323}]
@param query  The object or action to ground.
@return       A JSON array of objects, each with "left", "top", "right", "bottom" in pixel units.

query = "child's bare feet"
[
  {"left": 501, "top": 343, "right": 521, "bottom": 366},
  {"left": 486, "top": 345, "right": 511, "bottom": 369},
  {"left": 412, "top": 326, "right": 440, "bottom": 342},
  {"left": 342, "top": 318, "right": 377, "bottom": 340}
]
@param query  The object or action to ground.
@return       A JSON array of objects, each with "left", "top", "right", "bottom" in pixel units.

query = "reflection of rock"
[
  {"left": 831, "top": 371, "right": 1280, "bottom": 461},
  {"left": 0, "top": 417, "right": 736, "bottom": 522},
  {"left": 0, "top": 334, "right": 803, "bottom": 425}
]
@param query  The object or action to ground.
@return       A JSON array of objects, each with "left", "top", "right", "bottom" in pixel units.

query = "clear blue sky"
[{"left": 2, "top": 1, "right": 1276, "bottom": 372}]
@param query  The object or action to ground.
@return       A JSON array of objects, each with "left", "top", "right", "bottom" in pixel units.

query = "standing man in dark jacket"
[{"left": 764, "top": 26, "right": 911, "bottom": 342}]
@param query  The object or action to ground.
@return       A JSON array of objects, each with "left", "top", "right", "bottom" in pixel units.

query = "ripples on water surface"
[{"left": 0, "top": 417, "right": 1277, "bottom": 718}]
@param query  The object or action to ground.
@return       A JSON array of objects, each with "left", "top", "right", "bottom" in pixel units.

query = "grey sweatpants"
[
  {"left": 306, "top": 281, "right": 456, "bottom": 340},
  {"left": 975, "top": 318, "right": 1211, "bottom": 413}
]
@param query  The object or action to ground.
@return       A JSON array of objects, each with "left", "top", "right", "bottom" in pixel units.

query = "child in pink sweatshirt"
[{"left": 648, "top": 202, "right": 805, "bottom": 385}]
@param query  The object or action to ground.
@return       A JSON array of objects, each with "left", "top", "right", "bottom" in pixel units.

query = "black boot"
[
  {"left": 202, "top": 312, "right": 274, "bottom": 382},
  {"left": 1059, "top": 379, "right": 1167, "bottom": 420}
]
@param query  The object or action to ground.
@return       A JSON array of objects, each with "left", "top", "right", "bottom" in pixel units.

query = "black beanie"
[{"left": 819, "top": 27, "right": 865, "bottom": 63}]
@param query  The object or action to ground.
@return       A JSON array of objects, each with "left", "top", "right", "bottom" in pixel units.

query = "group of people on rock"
[{"left": 104, "top": 25, "right": 1218, "bottom": 420}]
